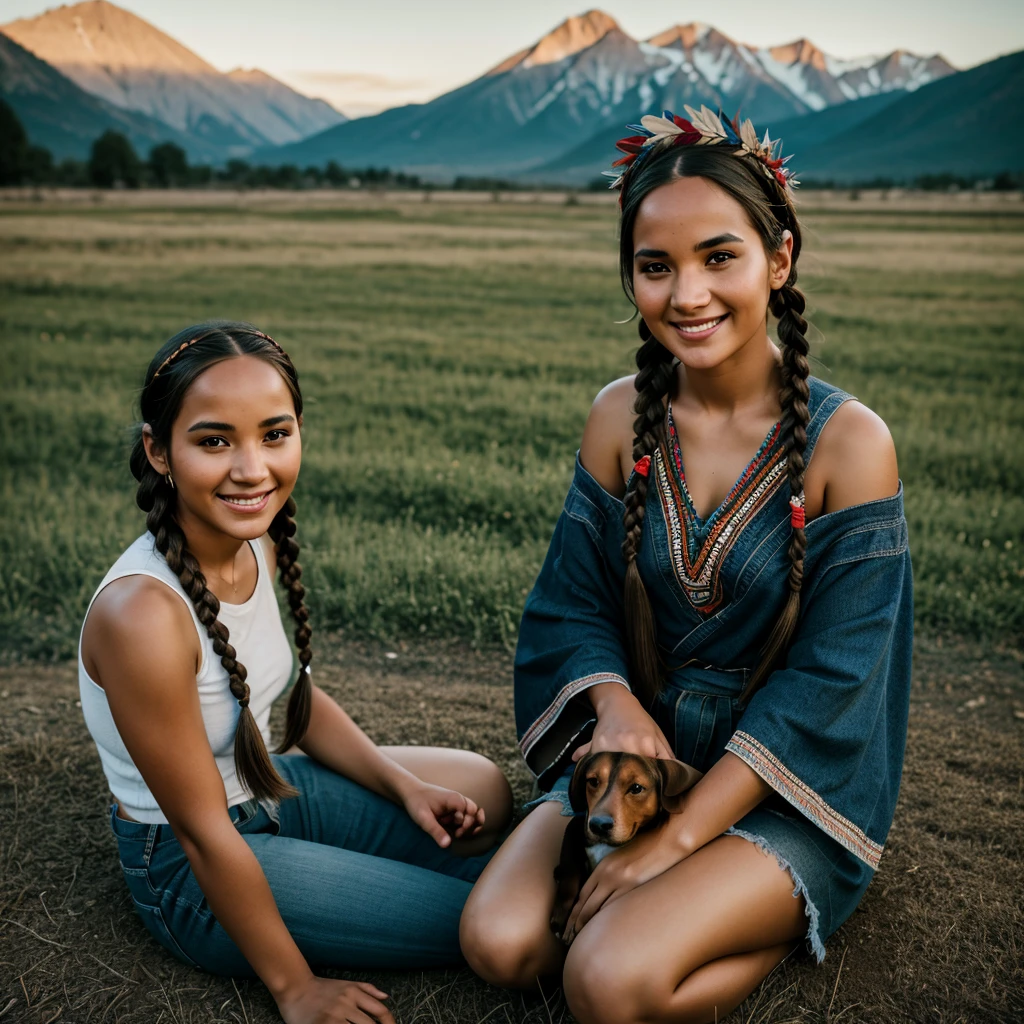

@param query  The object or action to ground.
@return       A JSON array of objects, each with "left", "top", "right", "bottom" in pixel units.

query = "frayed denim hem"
[
  {"left": 725, "top": 825, "right": 826, "bottom": 964},
  {"left": 523, "top": 789, "right": 576, "bottom": 818}
]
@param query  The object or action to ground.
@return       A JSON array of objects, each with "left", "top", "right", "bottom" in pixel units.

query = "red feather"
[{"left": 615, "top": 135, "right": 648, "bottom": 155}]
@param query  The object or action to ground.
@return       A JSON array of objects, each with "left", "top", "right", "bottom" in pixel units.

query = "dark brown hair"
[
  {"left": 129, "top": 321, "right": 313, "bottom": 802},
  {"left": 617, "top": 145, "right": 809, "bottom": 707}
]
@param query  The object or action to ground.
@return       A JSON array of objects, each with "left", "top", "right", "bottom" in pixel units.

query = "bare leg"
[
  {"left": 661, "top": 942, "right": 795, "bottom": 1022},
  {"left": 382, "top": 745, "right": 513, "bottom": 854},
  {"left": 563, "top": 835, "right": 808, "bottom": 1024},
  {"left": 459, "top": 800, "right": 570, "bottom": 987}
]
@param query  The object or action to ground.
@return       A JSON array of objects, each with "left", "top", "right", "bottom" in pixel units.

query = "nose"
[
  {"left": 589, "top": 815, "right": 614, "bottom": 838},
  {"left": 671, "top": 271, "right": 711, "bottom": 313},
  {"left": 230, "top": 442, "right": 269, "bottom": 484}
]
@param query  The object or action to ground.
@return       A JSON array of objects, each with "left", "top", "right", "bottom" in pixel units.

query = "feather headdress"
[{"left": 605, "top": 106, "right": 798, "bottom": 196}]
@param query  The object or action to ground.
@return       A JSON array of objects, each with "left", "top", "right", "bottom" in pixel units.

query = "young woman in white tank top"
[{"left": 79, "top": 321, "right": 512, "bottom": 1024}]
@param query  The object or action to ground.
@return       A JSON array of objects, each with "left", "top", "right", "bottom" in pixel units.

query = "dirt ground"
[{"left": 1, "top": 636, "right": 1021, "bottom": 1024}]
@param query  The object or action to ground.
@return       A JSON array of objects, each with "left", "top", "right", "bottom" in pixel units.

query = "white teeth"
[
  {"left": 677, "top": 316, "right": 724, "bottom": 334},
  {"left": 222, "top": 494, "right": 265, "bottom": 506}
]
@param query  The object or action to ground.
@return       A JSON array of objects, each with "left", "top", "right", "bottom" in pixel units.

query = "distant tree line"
[
  {"left": 0, "top": 99, "right": 427, "bottom": 191},
  {"left": 2, "top": 98, "right": 1020, "bottom": 194}
]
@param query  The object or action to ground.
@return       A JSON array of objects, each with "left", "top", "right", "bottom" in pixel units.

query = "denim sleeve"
[
  {"left": 727, "top": 506, "right": 913, "bottom": 869},
  {"left": 514, "top": 459, "right": 631, "bottom": 788}
]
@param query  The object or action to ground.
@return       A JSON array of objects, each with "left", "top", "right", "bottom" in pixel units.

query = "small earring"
[{"left": 166, "top": 471, "right": 175, "bottom": 490}]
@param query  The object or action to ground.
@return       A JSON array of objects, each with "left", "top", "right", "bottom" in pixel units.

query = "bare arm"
[
  {"left": 85, "top": 578, "right": 313, "bottom": 995},
  {"left": 296, "top": 685, "right": 484, "bottom": 845},
  {"left": 83, "top": 578, "right": 392, "bottom": 1023},
  {"left": 297, "top": 686, "right": 422, "bottom": 803}
]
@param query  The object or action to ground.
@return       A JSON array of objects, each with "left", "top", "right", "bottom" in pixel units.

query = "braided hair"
[
  {"left": 128, "top": 321, "right": 313, "bottom": 803},
  {"left": 616, "top": 144, "right": 810, "bottom": 706}
]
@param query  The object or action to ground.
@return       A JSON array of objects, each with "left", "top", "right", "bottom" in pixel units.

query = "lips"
[
  {"left": 217, "top": 489, "right": 274, "bottom": 513},
  {"left": 671, "top": 314, "right": 728, "bottom": 338}
]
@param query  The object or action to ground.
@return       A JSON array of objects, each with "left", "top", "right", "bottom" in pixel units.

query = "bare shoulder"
[
  {"left": 83, "top": 575, "right": 198, "bottom": 686},
  {"left": 580, "top": 375, "right": 637, "bottom": 498},
  {"left": 815, "top": 399, "right": 899, "bottom": 514}
]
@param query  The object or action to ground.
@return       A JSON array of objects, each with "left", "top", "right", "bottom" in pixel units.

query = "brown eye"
[
  {"left": 586, "top": 777, "right": 599, "bottom": 788},
  {"left": 628, "top": 783, "right": 645, "bottom": 795}
]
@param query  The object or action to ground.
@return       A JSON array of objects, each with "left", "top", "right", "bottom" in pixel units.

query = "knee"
[
  {"left": 563, "top": 922, "right": 665, "bottom": 1024},
  {"left": 459, "top": 894, "right": 552, "bottom": 989}
]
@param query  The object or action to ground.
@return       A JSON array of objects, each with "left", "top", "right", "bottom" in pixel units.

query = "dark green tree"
[
  {"left": 0, "top": 98, "right": 55, "bottom": 184},
  {"left": 89, "top": 130, "right": 141, "bottom": 188},
  {"left": 148, "top": 141, "right": 188, "bottom": 187},
  {"left": 0, "top": 97, "right": 29, "bottom": 184}
]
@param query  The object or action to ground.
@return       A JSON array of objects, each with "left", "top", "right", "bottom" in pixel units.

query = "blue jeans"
[{"left": 111, "top": 754, "right": 494, "bottom": 975}]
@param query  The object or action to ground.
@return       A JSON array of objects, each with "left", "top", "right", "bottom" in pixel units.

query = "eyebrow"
[
  {"left": 633, "top": 233, "right": 744, "bottom": 260},
  {"left": 187, "top": 420, "right": 233, "bottom": 433},
  {"left": 186, "top": 414, "right": 295, "bottom": 433},
  {"left": 695, "top": 233, "right": 743, "bottom": 250}
]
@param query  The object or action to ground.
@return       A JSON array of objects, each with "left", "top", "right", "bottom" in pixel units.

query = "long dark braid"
[
  {"left": 740, "top": 250, "right": 811, "bottom": 702},
  {"left": 621, "top": 320, "right": 675, "bottom": 706},
  {"left": 129, "top": 321, "right": 311, "bottom": 803},
  {"left": 617, "top": 141, "right": 813, "bottom": 707},
  {"left": 269, "top": 496, "right": 313, "bottom": 753}
]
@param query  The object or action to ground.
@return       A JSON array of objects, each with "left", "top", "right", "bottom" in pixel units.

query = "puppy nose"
[{"left": 589, "top": 815, "right": 614, "bottom": 837}]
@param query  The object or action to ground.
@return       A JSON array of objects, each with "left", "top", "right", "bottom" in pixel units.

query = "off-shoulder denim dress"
[{"left": 514, "top": 376, "right": 913, "bottom": 962}]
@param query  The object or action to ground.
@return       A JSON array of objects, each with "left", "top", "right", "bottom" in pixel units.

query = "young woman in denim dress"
[
  {"left": 461, "top": 115, "right": 912, "bottom": 1023},
  {"left": 79, "top": 322, "right": 512, "bottom": 1024}
]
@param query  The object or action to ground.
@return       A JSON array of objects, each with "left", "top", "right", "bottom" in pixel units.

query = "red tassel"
[
  {"left": 634, "top": 455, "right": 651, "bottom": 478},
  {"left": 789, "top": 495, "right": 806, "bottom": 529}
]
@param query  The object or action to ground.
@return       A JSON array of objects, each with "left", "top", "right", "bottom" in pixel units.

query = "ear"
[
  {"left": 768, "top": 229, "right": 793, "bottom": 291},
  {"left": 568, "top": 755, "right": 594, "bottom": 815},
  {"left": 142, "top": 424, "right": 170, "bottom": 477},
  {"left": 657, "top": 758, "right": 703, "bottom": 813}
]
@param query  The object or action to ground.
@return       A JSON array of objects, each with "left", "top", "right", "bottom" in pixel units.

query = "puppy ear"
[
  {"left": 568, "top": 755, "right": 594, "bottom": 815},
  {"left": 658, "top": 758, "right": 703, "bottom": 813}
]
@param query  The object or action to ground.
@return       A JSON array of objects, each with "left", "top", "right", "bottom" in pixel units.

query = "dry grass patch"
[{"left": 1, "top": 637, "right": 1021, "bottom": 1023}]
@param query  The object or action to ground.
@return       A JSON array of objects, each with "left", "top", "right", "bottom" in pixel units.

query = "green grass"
[{"left": 0, "top": 192, "right": 1021, "bottom": 660}]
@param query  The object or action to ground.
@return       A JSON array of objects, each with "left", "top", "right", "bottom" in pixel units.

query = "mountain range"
[
  {"left": 1, "top": 2, "right": 1021, "bottom": 183},
  {"left": 1, "top": 0, "right": 344, "bottom": 157},
  {"left": 265, "top": 10, "right": 957, "bottom": 179}
]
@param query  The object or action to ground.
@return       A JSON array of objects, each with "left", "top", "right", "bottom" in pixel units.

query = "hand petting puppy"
[
  {"left": 552, "top": 751, "right": 702, "bottom": 943},
  {"left": 573, "top": 682, "right": 674, "bottom": 761},
  {"left": 563, "top": 818, "right": 690, "bottom": 940}
]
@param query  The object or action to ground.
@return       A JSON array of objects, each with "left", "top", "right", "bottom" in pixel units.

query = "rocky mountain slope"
[
  {"left": 1, "top": 0, "right": 344, "bottom": 152},
  {"left": 0, "top": 30, "right": 220, "bottom": 161}
]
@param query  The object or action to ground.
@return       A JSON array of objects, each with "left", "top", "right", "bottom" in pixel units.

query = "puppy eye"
[
  {"left": 586, "top": 776, "right": 600, "bottom": 788},
  {"left": 628, "top": 783, "right": 645, "bottom": 795}
]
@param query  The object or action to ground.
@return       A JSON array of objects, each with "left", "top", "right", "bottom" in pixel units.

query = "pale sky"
[{"left": 1, "top": 0, "right": 1020, "bottom": 117}]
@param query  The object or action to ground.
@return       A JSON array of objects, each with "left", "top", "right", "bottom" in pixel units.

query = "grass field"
[
  {"left": 1, "top": 188, "right": 1022, "bottom": 659},
  {"left": 0, "top": 189, "right": 1022, "bottom": 1023}
]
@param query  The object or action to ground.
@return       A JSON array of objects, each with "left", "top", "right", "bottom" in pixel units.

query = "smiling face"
[
  {"left": 631, "top": 175, "right": 792, "bottom": 373},
  {"left": 143, "top": 355, "right": 302, "bottom": 544}
]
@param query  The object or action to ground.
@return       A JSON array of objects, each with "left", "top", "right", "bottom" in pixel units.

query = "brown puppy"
[{"left": 549, "top": 751, "right": 703, "bottom": 940}]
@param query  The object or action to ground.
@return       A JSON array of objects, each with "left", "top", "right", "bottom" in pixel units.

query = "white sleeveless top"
[{"left": 78, "top": 533, "right": 294, "bottom": 823}]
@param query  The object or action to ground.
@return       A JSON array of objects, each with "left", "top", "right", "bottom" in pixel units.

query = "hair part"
[
  {"left": 616, "top": 145, "right": 810, "bottom": 707},
  {"left": 129, "top": 320, "right": 313, "bottom": 803}
]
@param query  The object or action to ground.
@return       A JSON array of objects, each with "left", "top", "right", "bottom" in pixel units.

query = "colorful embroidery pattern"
[
  {"left": 655, "top": 404, "right": 788, "bottom": 614},
  {"left": 726, "top": 731, "right": 884, "bottom": 869},
  {"left": 519, "top": 672, "right": 630, "bottom": 761}
]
